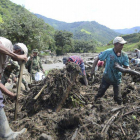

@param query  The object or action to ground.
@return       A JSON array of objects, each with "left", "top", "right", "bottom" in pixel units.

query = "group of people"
[
  {"left": 0, "top": 35, "right": 133, "bottom": 139},
  {"left": 63, "top": 36, "right": 130, "bottom": 106},
  {"left": 0, "top": 37, "right": 46, "bottom": 139}
]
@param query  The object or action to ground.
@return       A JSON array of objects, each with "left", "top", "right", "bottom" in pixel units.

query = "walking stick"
[{"left": 14, "top": 61, "right": 25, "bottom": 120}]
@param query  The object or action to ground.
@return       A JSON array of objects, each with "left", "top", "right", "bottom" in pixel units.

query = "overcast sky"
[{"left": 10, "top": 0, "right": 140, "bottom": 29}]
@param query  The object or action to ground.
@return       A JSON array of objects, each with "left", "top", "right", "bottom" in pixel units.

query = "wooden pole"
[{"left": 14, "top": 61, "right": 25, "bottom": 120}]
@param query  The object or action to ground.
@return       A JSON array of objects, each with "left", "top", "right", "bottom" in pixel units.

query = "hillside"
[
  {"left": 114, "top": 26, "right": 140, "bottom": 35},
  {"left": 0, "top": 0, "right": 55, "bottom": 53},
  {"left": 35, "top": 14, "right": 120, "bottom": 45},
  {"left": 96, "top": 33, "right": 140, "bottom": 53}
]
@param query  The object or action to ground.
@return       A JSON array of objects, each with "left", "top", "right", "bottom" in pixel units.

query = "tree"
[
  {"left": 73, "top": 40, "right": 96, "bottom": 53},
  {"left": 54, "top": 30, "right": 73, "bottom": 55},
  {"left": 0, "top": 11, "right": 55, "bottom": 53}
]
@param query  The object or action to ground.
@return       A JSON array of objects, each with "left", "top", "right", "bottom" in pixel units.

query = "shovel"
[{"left": 14, "top": 61, "right": 25, "bottom": 120}]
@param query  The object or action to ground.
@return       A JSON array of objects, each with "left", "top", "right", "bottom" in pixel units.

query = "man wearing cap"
[
  {"left": 63, "top": 56, "right": 88, "bottom": 86},
  {"left": 25, "top": 49, "right": 45, "bottom": 80},
  {"left": 134, "top": 49, "right": 140, "bottom": 59},
  {"left": 0, "top": 37, "right": 27, "bottom": 139},
  {"left": 91, "top": 36, "right": 129, "bottom": 105},
  {"left": 1, "top": 43, "right": 30, "bottom": 91}
]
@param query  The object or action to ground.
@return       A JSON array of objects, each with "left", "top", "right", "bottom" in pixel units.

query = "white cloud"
[{"left": 10, "top": 0, "right": 140, "bottom": 29}]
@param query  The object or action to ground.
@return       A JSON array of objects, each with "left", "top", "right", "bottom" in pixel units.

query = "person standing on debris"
[
  {"left": 134, "top": 48, "right": 140, "bottom": 59},
  {"left": 1, "top": 43, "right": 30, "bottom": 91},
  {"left": 91, "top": 36, "right": 129, "bottom": 105},
  {"left": 0, "top": 37, "right": 27, "bottom": 139},
  {"left": 25, "top": 49, "right": 45, "bottom": 80},
  {"left": 63, "top": 56, "right": 88, "bottom": 86}
]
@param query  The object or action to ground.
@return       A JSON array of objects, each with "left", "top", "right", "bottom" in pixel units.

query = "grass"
[
  {"left": 81, "top": 29, "right": 91, "bottom": 34},
  {"left": 95, "top": 42, "right": 140, "bottom": 53}
]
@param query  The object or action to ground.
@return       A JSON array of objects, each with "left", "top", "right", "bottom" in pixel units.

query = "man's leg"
[
  {"left": 94, "top": 78, "right": 110, "bottom": 101},
  {"left": 113, "top": 84, "right": 122, "bottom": 105},
  {"left": 0, "top": 108, "right": 27, "bottom": 139}
]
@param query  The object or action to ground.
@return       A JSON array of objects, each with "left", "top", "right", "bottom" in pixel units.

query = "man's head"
[
  {"left": 13, "top": 43, "right": 28, "bottom": 56},
  {"left": 32, "top": 49, "right": 38, "bottom": 57},
  {"left": 62, "top": 57, "right": 69, "bottom": 64},
  {"left": 113, "top": 37, "right": 127, "bottom": 52},
  {"left": 135, "top": 48, "right": 138, "bottom": 52}
]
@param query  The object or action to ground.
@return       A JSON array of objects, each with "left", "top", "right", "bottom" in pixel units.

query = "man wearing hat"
[
  {"left": 1, "top": 43, "right": 30, "bottom": 91},
  {"left": 0, "top": 37, "right": 27, "bottom": 139},
  {"left": 25, "top": 49, "right": 45, "bottom": 80},
  {"left": 63, "top": 56, "right": 88, "bottom": 86},
  {"left": 91, "top": 36, "right": 129, "bottom": 105}
]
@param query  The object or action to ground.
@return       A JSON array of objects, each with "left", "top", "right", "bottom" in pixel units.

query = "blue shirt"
[{"left": 99, "top": 48, "right": 129, "bottom": 84}]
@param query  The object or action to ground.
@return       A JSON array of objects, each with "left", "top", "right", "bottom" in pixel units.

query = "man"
[
  {"left": 131, "top": 58, "right": 140, "bottom": 66},
  {"left": 25, "top": 49, "right": 45, "bottom": 81},
  {"left": 0, "top": 37, "right": 27, "bottom": 139},
  {"left": 1, "top": 43, "right": 30, "bottom": 91},
  {"left": 91, "top": 36, "right": 129, "bottom": 105},
  {"left": 134, "top": 48, "right": 140, "bottom": 58},
  {"left": 63, "top": 55, "right": 88, "bottom": 86}
]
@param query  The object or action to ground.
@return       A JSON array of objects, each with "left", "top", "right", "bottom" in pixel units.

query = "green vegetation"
[
  {"left": 0, "top": 0, "right": 139, "bottom": 55},
  {"left": 96, "top": 42, "right": 140, "bottom": 53},
  {"left": 81, "top": 29, "right": 91, "bottom": 34},
  {"left": 0, "top": 0, "right": 55, "bottom": 53},
  {"left": 35, "top": 14, "right": 120, "bottom": 45}
]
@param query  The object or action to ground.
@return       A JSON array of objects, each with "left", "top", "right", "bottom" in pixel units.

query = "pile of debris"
[{"left": 3, "top": 62, "right": 140, "bottom": 140}]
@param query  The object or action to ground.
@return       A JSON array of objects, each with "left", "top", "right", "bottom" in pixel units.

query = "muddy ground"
[{"left": 3, "top": 57, "right": 140, "bottom": 140}]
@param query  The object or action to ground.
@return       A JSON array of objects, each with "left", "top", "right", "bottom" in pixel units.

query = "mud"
[{"left": 3, "top": 62, "right": 140, "bottom": 140}]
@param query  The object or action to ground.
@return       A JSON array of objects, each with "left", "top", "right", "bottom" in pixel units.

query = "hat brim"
[{"left": 119, "top": 40, "right": 127, "bottom": 44}]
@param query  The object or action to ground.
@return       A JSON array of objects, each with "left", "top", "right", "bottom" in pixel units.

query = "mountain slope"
[
  {"left": 35, "top": 14, "right": 120, "bottom": 44},
  {"left": 114, "top": 26, "right": 140, "bottom": 35}
]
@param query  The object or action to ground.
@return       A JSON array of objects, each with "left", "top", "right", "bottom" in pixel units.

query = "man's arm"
[
  {"left": 0, "top": 82, "right": 16, "bottom": 99},
  {"left": 91, "top": 57, "right": 99, "bottom": 76},
  {"left": 0, "top": 43, "right": 27, "bottom": 61}
]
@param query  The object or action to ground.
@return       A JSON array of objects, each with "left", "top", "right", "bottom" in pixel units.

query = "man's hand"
[
  {"left": 9, "top": 92, "right": 17, "bottom": 100},
  {"left": 17, "top": 55, "right": 27, "bottom": 62}
]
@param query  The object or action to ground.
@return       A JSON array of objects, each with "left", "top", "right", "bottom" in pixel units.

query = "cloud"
[{"left": 10, "top": 0, "right": 140, "bottom": 29}]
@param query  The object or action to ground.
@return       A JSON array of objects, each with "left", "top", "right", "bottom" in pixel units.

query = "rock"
[{"left": 39, "top": 133, "right": 53, "bottom": 140}]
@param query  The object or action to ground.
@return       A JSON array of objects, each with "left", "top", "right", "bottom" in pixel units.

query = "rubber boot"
[{"left": 0, "top": 108, "right": 27, "bottom": 140}]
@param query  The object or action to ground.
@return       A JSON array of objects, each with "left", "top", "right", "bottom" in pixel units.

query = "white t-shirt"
[
  {"left": 136, "top": 50, "right": 140, "bottom": 59},
  {"left": 0, "top": 37, "right": 13, "bottom": 75}
]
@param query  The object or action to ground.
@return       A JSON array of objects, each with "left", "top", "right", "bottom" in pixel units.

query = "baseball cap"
[
  {"left": 33, "top": 49, "right": 38, "bottom": 53},
  {"left": 113, "top": 36, "right": 127, "bottom": 44}
]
